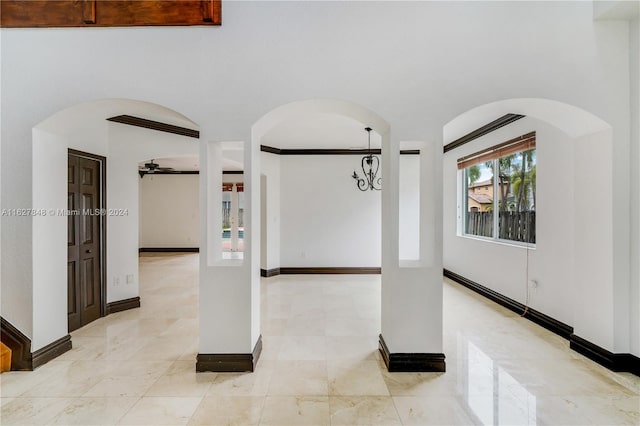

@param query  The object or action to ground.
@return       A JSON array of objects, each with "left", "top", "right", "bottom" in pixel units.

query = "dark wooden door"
[{"left": 68, "top": 154, "right": 102, "bottom": 332}]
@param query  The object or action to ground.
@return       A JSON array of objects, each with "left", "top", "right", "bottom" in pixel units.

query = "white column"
[
  {"left": 198, "top": 136, "right": 261, "bottom": 372},
  {"left": 380, "top": 132, "right": 444, "bottom": 372},
  {"left": 230, "top": 183, "right": 239, "bottom": 252}
]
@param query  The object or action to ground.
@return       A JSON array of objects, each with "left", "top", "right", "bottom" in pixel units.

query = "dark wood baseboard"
[
  {"left": 0, "top": 317, "right": 32, "bottom": 370},
  {"left": 261, "top": 268, "right": 281, "bottom": 277},
  {"left": 280, "top": 267, "right": 381, "bottom": 275},
  {"left": 444, "top": 268, "right": 639, "bottom": 377},
  {"left": 378, "top": 334, "right": 445, "bottom": 372},
  {"left": 139, "top": 247, "right": 199, "bottom": 253},
  {"left": 443, "top": 269, "right": 573, "bottom": 339},
  {"left": 570, "top": 335, "right": 640, "bottom": 376},
  {"left": 32, "top": 335, "right": 72, "bottom": 369},
  {"left": 106, "top": 297, "right": 141, "bottom": 315},
  {"left": 197, "top": 335, "right": 262, "bottom": 372}
]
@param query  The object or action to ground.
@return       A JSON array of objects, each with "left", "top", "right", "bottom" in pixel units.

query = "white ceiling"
[
  {"left": 261, "top": 113, "right": 382, "bottom": 150},
  {"left": 142, "top": 113, "right": 381, "bottom": 171},
  {"left": 139, "top": 156, "right": 199, "bottom": 171}
]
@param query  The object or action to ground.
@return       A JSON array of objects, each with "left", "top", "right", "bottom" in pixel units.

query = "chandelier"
[{"left": 352, "top": 127, "right": 381, "bottom": 191}]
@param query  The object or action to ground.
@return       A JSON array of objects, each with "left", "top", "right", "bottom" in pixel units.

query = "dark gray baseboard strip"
[
  {"left": 378, "top": 334, "right": 445, "bottom": 372},
  {"left": 139, "top": 248, "right": 199, "bottom": 253},
  {"left": 106, "top": 297, "right": 141, "bottom": 315},
  {"left": 570, "top": 334, "right": 640, "bottom": 376},
  {"left": 197, "top": 335, "right": 263, "bottom": 373},
  {"left": 32, "top": 335, "right": 72, "bottom": 369},
  {"left": 443, "top": 268, "right": 573, "bottom": 338},
  {"left": 280, "top": 267, "right": 381, "bottom": 275},
  {"left": 0, "top": 316, "right": 33, "bottom": 370},
  {"left": 444, "top": 268, "right": 639, "bottom": 377},
  {"left": 261, "top": 268, "right": 281, "bottom": 277}
]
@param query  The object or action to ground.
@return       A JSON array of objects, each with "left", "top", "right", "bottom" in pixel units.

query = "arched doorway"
[
  {"left": 441, "top": 97, "right": 632, "bottom": 360},
  {"left": 31, "top": 98, "right": 199, "bottom": 352}
]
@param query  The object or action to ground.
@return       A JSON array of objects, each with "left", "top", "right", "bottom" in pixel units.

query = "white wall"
[
  {"left": 629, "top": 16, "right": 640, "bottom": 356},
  {"left": 280, "top": 155, "right": 381, "bottom": 267},
  {"left": 274, "top": 153, "right": 418, "bottom": 268},
  {"left": 139, "top": 174, "right": 199, "bottom": 248},
  {"left": 260, "top": 152, "right": 281, "bottom": 270},
  {"left": 25, "top": 114, "right": 197, "bottom": 350},
  {"left": 0, "top": 1, "right": 635, "bottom": 356},
  {"left": 399, "top": 154, "right": 420, "bottom": 260},
  {"left": 573, "top": 129, "right": 614, "bottom": 349},
  {"left": 444, "top": 118, "right": 576, "bottom": 326},
  {"left": 107, "top": 123, "right": 198, "bottom": 303},
  {"left": 32, "top": 129, "right": 67, "bottom": 350}
]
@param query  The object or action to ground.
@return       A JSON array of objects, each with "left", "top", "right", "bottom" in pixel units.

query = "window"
[{"left": 459, "top": 132, "right": 536, "bottom": 244}]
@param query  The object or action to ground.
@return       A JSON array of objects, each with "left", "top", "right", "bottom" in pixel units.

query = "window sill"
[{"left": 457, "top": 234, "right": 536, "bottom": 250}]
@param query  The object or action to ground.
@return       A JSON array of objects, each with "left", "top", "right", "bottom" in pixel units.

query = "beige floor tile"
[
  {"left": 0, "top": 397, "right": 73, "bottom": 425},
  {"left": 268, "top": 360, "right": 328, "bottom": 396},
  {"left": 188, "top": 396, "right": 264, "bottom": 425},
  {"left": 1, "top": 397, "right": 15, "bottom": 407},
  {"left": 381, "top": 370, "right": 460, "bottom": 397},
  {"left": 392, "top": 396, "right": 475, "bottom": 425},
  {"left": 329, "top": 396, "right": 401, "bottom": 425},
  {"left": 83, "top": 376, "right": 158, "bottom": 397},
  {"left": 325, "top": 336, "right": 379, "bottom": 361},
  {"left": 0, "top": 361, "right": 70, "bottom": 397},
  {"left": 117, "top": 396, "right": 202, "bottom": 425},
  {"left": 328, "top": 360, "right": 389, "bottom": 396},
  {"left": 260, "top": 396, "right": 330, "bottom": 426},
  {"left": 2, "top": 253, "right": 637, "bottom": 425},
  {"left": 145, "top": 361, "right": 217, "bottom": 397},
  {"left": 49, "top": 396, "right": 138, "bottom": 425},
  {"left": 277, "top": 336, "right": 327, "bottom": 361},
  {"left": 207, "top": 363, "right": 275, "bottom": 397}
]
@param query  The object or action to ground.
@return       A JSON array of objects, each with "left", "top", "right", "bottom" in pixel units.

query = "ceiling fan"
[{"left": 138, "top": 159, "right": 175, "bottom": 178}]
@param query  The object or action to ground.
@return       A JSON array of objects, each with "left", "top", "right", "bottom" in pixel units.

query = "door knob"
[{"left": 86, "top": 249, "right": 92, "bottom": 254}]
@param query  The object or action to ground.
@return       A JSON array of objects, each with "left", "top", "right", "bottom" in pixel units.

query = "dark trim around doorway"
[{"left": 68, "top": 149, "right": 107, "bottom": 319}]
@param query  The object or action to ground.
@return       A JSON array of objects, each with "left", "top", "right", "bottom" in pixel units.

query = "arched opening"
[
  {"left": 253, "top": 100, "right": 389, "bottom": 273},
  {"left": 31, "top": 98, "right": 199, "bottom": 350},
  {"left": 442, "top": 97, "right": 622, "bottom": 356}
]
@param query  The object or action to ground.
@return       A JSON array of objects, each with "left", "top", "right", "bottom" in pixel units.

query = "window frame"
[{"left": 460, "top": 132, "right": 536, "bottom": 247}]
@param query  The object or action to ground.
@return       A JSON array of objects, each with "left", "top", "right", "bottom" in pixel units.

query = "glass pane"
[
  {"left": 238, "top": 191, "right": 244, "bottom": 251},
  {"left": 221, "top": 191, "right": 232, "bottom": 251},
  {"left": 497, "top": 149, "right": 536, "bottom": 243},
  {"left": 221, "top": 181, "right": 244, "bottom": 258},
  {"left": 465, "top": 161, "right": 494, "bottom": 238}
]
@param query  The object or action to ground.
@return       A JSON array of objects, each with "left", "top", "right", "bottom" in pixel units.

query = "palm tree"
[
  {"left": 510, "top": 149, "right": 535, "bottom": 212},
  {"left": 485, "top": 155, "right": 514, "bottom": 213},
  {"left": 467, "top": 164, "right": 481, "bottom": 185}
]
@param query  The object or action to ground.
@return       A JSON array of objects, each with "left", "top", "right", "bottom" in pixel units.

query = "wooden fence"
[{"left": 466, "top": 211, "right": 536, "bottom": 243}]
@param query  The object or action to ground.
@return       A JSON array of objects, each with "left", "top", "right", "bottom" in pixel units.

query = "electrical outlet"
[
  {"left": 113, "top": 276, "right": 120, "bottom": 286},
  {"left": 126, "top": 274, "right": 134, "bottom": 284}
]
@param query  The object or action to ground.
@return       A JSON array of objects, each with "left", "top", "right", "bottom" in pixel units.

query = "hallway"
[{"left": 1, "top": 253, "right": 638, "bottom": 425}]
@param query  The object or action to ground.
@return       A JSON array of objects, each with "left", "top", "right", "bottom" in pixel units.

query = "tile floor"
[{"left": 1, "top": 252, "right": 638, "bottom": 425}]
